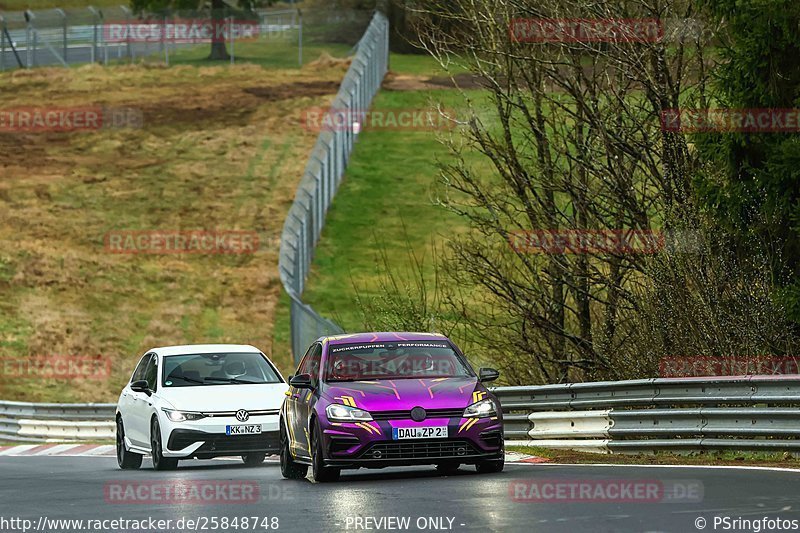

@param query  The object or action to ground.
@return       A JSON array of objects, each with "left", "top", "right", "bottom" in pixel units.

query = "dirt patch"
[
  {"left": 307, "top": 51, "right": 352, "bottom": 70},
  {"left": 382, "top": 71, "right": 486, "bottom": 91},
  {"left": 244, "top": 80, "right": 341, "bottom": 101}
]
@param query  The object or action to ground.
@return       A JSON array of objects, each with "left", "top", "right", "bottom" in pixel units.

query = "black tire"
[
  {"left": 435, "top": 462, "right": 460, "bottom": 474},
  {"left": 310, "top": 420, "right": 340, "bottom": 483},
  {"left": 151, "top": 418, "right": 178, "bottom": 471},
  {"left": 476, "top": 459, "right": 505, "bottom": 474},
  {"left": 116, "top": 417, "right": 142, "bottom": 470},
  {"left": 279, "top": 420, "right": 308, "bottom": 480},
  {"left": 242, "top": 453, "right": 267, "bottom": 466}
]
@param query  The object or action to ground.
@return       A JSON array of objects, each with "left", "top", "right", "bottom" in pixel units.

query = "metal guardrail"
[
  {"left": 278, "top": 11, "right": 389, "bottom": 362},
  {"left": 3, "top": 375, "right": 800, "bottom": 449},
  {"left": 0, "top": 401, "right": 115, "bottom": 442},
  {"left": 494, "top": 375, "right": 800, "bottom": 453}
]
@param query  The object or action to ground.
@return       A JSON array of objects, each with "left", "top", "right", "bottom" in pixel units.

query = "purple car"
[{"left": 279, "top": 332, "right": 504, "bottom": 482}]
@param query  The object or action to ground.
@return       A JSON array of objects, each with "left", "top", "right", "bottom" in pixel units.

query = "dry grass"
[{"left": 0, "top": 59, "right": 351, "bottom": 402}]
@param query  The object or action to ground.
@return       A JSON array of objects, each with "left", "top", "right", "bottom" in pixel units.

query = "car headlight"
[
  {"left": 325, "top": 403, "right": 373, "bottom": 422},
  {"left": 463, "top": 398, "right": 497, "bottom": 418},
  {"left": 162, "top": 409, "right": 205, "bottom": 422}
]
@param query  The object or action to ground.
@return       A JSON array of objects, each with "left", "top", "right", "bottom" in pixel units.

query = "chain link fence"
[
  {"left": 0, "top": 6, "right": 302, "bottom": 70},
  {"left": 278, "top": 11, "right": 389, "bottom": 363}
]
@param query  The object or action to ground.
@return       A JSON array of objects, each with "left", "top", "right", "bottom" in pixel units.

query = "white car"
[{"left": 115, "top": 344, "right": 288, "bottom": 470}]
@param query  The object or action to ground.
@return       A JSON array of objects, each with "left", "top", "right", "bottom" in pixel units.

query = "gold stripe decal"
[{"left": 472, "top": 391, "right": 487, "bottom": 403}]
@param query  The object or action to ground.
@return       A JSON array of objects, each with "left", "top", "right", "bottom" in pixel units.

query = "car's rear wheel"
[
  {"left": 435, "top": 462, "right": 460, "bottom": 474},
  {"left": 242, "top": 453, "right": 266, "bottom": 466},
  {"left": 476, "top": 458, "right": 504, "bottom": 474},
  {"left": 151, "top": 418, "right": 178, "bottom": 471},
  {"left": 279, "top": 420, "right": 308, "bottom": 480},
  {"left": 310, "top": 420, "right": 340, "bottom": 483},
  {"left": 116, "top": 417, "right": 142, "bottom": 470}
]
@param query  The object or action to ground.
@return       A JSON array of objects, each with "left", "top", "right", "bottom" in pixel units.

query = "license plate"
[
  {"left": 392, "top": 426, "right": 448, "bottom": 440},
  {"left": 226, "top": 425, "right": 262, "bottom": 435}
]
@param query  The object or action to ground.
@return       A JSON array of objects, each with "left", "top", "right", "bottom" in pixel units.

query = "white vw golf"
[{"left": 115, "top": 344, "right": 288, "bottom": 470}]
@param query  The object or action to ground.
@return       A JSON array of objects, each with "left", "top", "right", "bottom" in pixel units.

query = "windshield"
[
  {"left": 162, "top": 352, "right": 282, "bottom": 387},
  {"left": 324, "top": 341, "right": 473, "bottom": 382}
]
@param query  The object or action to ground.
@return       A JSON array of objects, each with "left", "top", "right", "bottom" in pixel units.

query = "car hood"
[
  {"left": 321, "top": 377, "right": 483, "bottom": 412},
  {"left": 159, "top": 383, "right": 288, "bottom": 412}
]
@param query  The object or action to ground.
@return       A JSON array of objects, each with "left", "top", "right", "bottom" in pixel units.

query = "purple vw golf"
[{"left": 279, "top": 332, "right": 504, "bottom": 482}]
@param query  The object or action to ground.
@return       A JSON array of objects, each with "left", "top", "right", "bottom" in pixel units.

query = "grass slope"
[{"left": 0, "top": 47, "right": 351, "bottom": 402}]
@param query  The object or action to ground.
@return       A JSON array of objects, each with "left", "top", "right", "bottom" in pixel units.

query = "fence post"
[
  {"left": 297, "top": 9, "right": 302, "bottom": 67},
  {"left": 229, "top": 16, "right": 234, "bottom": 65},
  {"left": 119, "top": 5, "right": 132, "bottom": 61},
  {"left": 89, "top": 6, "right": 99, "bottom": 63},
  {"left": 54, "top": 8, "right": 67, "bottom": 64},
  {"left": 0, "top": 15, "right": 5, "bottom": 72},
  {"left": 24, "top": 10, "right": 34, "bottom": 68},
  {"left": 163, "top": 15, "right": 168, "bottom": 65}
]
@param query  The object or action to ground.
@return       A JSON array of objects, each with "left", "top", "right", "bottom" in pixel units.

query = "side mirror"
[
  {"left": 479, "top": 367, "right": 500, "bottom": 383},
  {"left": 130, "top": 380, "right": 151, "bottom": 395},
  {"left": 289, "top": 373, "right": 314, "bottom": 390}
]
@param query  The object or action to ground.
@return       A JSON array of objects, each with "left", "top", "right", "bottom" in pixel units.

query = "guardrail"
[
  {"left": 0, "top": 400, "right": 115, "bottom": 442},
  {"left": 6, "top": 375, "right": 797, "bottom": 450},
  {"left": 278, "top": 11, "right": 389, "bottom": 362},
  {"left": 495, "top": 375, "right": 800, "bottom": 453}
]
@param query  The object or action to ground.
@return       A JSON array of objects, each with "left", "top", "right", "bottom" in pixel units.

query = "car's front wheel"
[
  {"left": 279, "top": 420, "right": 308, "bottom": 480},
  {"left": 242, "top": 453, "right": 266, "bottom": 466},
  {"left": 476, "top": 458, "right": 505, "bottom": 474},
  {"left": 310, "top": 420, "right": 340, "bottom": 483},
  {"left": 116, "top": 417, "right": 142, "bottom": 470},
  {"left": 150, "top": 418, "right": 178, "bottom": 471}
]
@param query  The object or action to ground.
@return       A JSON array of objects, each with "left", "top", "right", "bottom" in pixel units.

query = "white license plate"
[
  {"left": 392, "top": 426, "right": 448, "bottom": 440},
  {"left": 226, "top": 425, "right": 262, "bottom": 435}
]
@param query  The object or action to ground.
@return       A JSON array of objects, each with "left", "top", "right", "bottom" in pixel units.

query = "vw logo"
[
  {"left": 235, "top": 410, "right": 250, "bottom": 422},
  {"left": 410, "top": 407, "right": 427, "bottom": 422}
]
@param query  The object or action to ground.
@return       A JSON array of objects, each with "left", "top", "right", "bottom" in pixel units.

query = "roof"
[
  {"left": 151, "top": 344, "right": 262, "bottom": 357},
  {"left": 323, "top": 332, "right": 448, "bottom": 345}
]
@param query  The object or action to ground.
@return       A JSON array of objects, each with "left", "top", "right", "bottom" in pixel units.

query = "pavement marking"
[
  {"left": 0, "top": 445, "right": 549, "bottom": 464},
  {"left": 31, "top": 444, "right": 77, "bottom": 456}
]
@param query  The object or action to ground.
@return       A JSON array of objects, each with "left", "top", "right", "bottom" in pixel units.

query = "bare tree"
[{"left": 409, "top": 0, "right": 720, "bottom": 383}]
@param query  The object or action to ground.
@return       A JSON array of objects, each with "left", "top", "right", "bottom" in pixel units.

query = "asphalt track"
[{"left": 1, "top": 456, "right": 799, "bottom": 533}]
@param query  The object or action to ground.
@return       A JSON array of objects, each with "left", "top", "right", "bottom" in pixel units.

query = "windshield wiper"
[
  {"left": 204, "top": 377, "right": 261, "bottom": 384},
  {"left": 171, "top": 376, "right": 205, "bottom": 385}
]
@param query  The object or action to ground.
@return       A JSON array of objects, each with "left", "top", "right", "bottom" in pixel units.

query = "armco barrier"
[
  {"left": 495, "top": 375, "right": 800, "bottom": 453},
  {"left": 4, "top": 375, "right": 800, "bottom": 450},
  {"left": 0, "top": 400, "right": 115, "bottom": 442},
  {"left": 278, "top": 11, "right": 389, "bottom": 362}
]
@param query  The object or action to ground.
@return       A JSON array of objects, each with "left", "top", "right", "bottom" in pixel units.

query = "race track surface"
[{"left": 1, "top": 455, "right": 798, "bottom": 532}]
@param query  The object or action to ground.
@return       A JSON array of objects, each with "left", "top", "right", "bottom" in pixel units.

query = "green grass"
[
  {"left": 270, "top": 74, "right": 492, "bottom": 366},
  {"left": 506, "top": 444, "right": 800, "bottom": 467}
]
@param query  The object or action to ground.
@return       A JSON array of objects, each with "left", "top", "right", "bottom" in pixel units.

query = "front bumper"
[
  {"left": 167, "top": 429, "right": 280, "bottom": 458},
  {"left": 320, "top": 415, "right": 504, "bottom": 469},
  {"left": 159, "top": 413, "right": 281, "bottom": 458}
]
